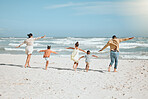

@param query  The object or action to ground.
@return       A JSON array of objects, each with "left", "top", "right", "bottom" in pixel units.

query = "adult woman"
[{"left": 16, "top": 33, "right": 45, "bottom": 68}]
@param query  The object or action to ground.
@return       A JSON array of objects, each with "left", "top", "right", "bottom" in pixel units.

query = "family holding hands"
[{"left": 16, "top": 33, "right": 134, "bottom": 72}]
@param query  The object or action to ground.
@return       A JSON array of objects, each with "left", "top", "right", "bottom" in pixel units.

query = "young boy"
[
  {"left": 39, "top": 46, "right": 58, "bottom": 70},
  {"left": 79, "top": 50, "right": 98, "bottom": 72}
]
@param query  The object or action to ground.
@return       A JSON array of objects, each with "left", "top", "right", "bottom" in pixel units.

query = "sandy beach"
[{"left": 0, "top": 54, "right": 148, "bottom": 99}]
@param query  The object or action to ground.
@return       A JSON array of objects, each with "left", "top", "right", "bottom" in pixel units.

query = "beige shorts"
[{"left": 25, "top": 46, "right": 33, "bottom": 55}]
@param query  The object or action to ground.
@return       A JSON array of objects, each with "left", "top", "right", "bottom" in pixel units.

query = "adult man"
[{"left": 99, "top": 35, "right": 134, "bottom": 72}]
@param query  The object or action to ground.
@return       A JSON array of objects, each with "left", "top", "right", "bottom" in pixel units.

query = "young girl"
[
  {"left": 66, "top": 42, "right": 86, "bottom": 71},
  {"left": 79, "top": 50, "right": 98, "bottom": 72}
]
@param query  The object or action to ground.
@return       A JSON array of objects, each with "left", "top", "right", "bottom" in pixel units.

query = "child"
[
  {"left": 39, "top": 46, "right": 58, "bottom": 70},
  {"left": 66, "top": 42, "right": 86, "bottom": 71},
  {"left": 79, "top": 50, "right": 98, "bottom": 72}
]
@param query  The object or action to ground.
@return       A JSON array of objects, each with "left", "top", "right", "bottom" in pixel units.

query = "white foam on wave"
[
  {"left": 35, "top": 48, "right": 72, "bottom": 52},
  {"left": 9, "top": 43, "right": 25, "bottom": 47},
  {"left": 35, "top": 41, "right": 50, "bottom": 43},
  {"left": 120, "top": 46, "right": 137, "bottom": 49},
  {"left": 10, "top": 40, "right": 24, "bottom": 43},
  {"left": 45, "top": 37, "right": 54, "bottom": 39},
  {"left": 87, "top": 38, "right": 108, "bottom": 41},
  {"left": 121, "top": 55, "right": 148, "bottom": 60},
  {"left": 35, "top": 39, "right": 105, "bottom": 45},
  {"left": 66, "top": 37, "right": 85, "bottom": 40},
  {"left": 120, "top": 52, "right": 148, "bottom": 55},
  {"left": 8, "top": 43, "right": 45, "bottom": 47},
  {"left": 48, "top": 40, "right": 74, "bottom": 45},
  {"left": 53, "top": 49, "right": 71, "bottom": 52},
  {"left": 5, "top": 48, "right": 47, "bottom": 52},
  {"left": 4, "top": 48, "right": 25, "bottom": 51},
  {"left": 80, "top": 41, "right": 104, "bottom": 45},
  {"left": 0, "top": 40, "right": 5, "bottom": 42},
  {"left": 96, "top": 45, "right": 106, "bottom": 49},
  {"left": 1, "top": 37, "right": 26, "bottom": 40},
  {"left": 121, "top": 43, "right": 148, "bottom": 47}
]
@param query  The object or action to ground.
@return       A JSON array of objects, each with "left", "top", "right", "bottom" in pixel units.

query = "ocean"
[{"left": 0, "top": 37, "right": 148, "bottom": 60}]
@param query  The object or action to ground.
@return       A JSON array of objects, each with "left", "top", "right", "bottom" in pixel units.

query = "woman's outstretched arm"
[
  {"left": 79, "top": 48, "right": 86, "bottom": 53},
  {"left": 16, "top": 41, "right": 25, "bottom": 48},
  {"left": 35, "top": 35, "right": 46, "bottom": 40}
]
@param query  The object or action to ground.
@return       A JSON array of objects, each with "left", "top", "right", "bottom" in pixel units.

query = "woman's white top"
[{"left": 21, "top": 37, "right": 41, "bottom": 46}]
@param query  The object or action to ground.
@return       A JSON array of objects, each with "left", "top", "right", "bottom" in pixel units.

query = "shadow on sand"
[
  {"left": 0, "top": 63, "right": 106, "bottom": 73},
  {"left": 0, "top": 63, "right": 42, "bottom": 69},
  {"left": 0, "top": 63, "right": 23, "bottom": 68},
  {"left": 48, "top": 66, "right": 106, "bottom": 73}
]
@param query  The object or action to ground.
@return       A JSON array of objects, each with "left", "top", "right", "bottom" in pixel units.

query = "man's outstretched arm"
[
  {"left": 99, "top": 41, "right": 110, "bottom": 52},
  {"left": 119, "top": 37, "right": 134, "bottom": 42}
]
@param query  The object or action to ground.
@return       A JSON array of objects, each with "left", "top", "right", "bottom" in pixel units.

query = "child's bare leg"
[
  {"left": 73, "top": 62, "right": 76, "bottom": 69},
  {"left": 85, "top": 63, "right": 88, "bottom": 71},
  {"left": 86, "top": 66, "right": 89, "bottom": 72},
  {"left": 108, "top": 65, "right": 112, "bottom": 72},
  {"left": 85, "top": 66, "right": 87, "bottom": 70},
  {"left": 74, "top": 63, "right": 78, "bottom": 71},
  {"left": 86, "top": 63, "right": 89, "bottom": 72},
  {"left": 45, "top": 61, "right": 49, "bottom": 70}
]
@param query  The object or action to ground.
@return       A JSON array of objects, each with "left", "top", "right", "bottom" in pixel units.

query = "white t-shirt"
[{"left": 22, "top": 37, "right": 41, "bottom": 46}]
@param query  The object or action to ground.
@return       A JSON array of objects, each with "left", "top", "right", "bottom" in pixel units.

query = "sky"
[{"left": 0, "top": 0, "right": 148, "bottom": 37}]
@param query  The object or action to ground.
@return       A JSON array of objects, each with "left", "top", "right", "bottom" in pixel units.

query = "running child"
[
  {"left": 39, "top": 46, "right": 58, "bottom": 70},
  {"left": 66, "top": 42, "right": 86, "bottom": 71},
  {"left": 79, "top": 50, "right": 98, "bottom": 72}
]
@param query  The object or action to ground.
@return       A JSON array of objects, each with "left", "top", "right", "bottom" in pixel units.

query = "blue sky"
[{"left": 0, "top": 0, "right": 148, "bottom": 37}]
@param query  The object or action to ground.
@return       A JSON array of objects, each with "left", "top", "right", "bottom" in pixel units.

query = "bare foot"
[
  {"left": 27, "top": 65, "right": 31, "bottom": 68},
  {"left": 108, "top": 67, "right": 110, "bottom": 72},
  {"left": 114, "top": 69, "right": 117, "bottom": 72},
  {"left": 108, "top": 65, "right": 111, "bottom": 72},
  {"left": 74, "top": 68, "right": 76, "bottom": 71}
]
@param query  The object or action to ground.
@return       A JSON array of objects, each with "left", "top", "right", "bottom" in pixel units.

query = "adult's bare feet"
[
  {"left": 114, "top": 69, "right": 117, "bottom": 72},
  {"left": 108, "top": 65, "right": 111, "bottom": 72}
]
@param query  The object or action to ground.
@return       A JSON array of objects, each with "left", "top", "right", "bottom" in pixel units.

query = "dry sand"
[{"left": 0, "top": 54, "right": 148, "bottom": 99}]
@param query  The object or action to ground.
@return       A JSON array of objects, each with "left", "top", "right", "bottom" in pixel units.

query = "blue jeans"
[{"left": 110, "top": 51, "right": 119, "bottom": 69}]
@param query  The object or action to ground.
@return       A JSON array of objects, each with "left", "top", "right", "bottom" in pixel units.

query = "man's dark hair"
[
  {"left": 27, "top": 33, "right": 33, "bottom": 38},
  {"left": 75, "top": 42, "right": 79, "bottom": 47},
  {"left": 112, "top": 35, "right": 117, "bottom": 39},
  {"left": 87, "top": 50, "right": 90, "bottom": 54},
  {"left": 47, "top": 45, "right": 51, "bottom": 49}
]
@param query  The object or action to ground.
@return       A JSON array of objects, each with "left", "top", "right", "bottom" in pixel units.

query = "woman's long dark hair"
[{"left": 27, "top": 33, "right": 33, "bottom": 38}]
